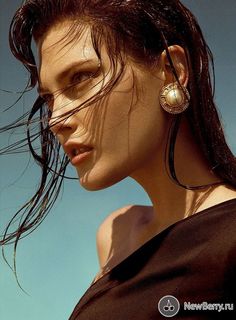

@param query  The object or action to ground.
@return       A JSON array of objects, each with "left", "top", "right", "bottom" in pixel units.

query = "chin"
[{"left": 76, "top": 164, "right": 128, "bottom": 191}]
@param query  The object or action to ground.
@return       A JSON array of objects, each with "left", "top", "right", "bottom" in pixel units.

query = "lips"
[
  {"left": 63, "top": 141, "right": 93, "bottom": 162},
  {"left": 71, "top": 146, "right": 93, "bottom": 156}
]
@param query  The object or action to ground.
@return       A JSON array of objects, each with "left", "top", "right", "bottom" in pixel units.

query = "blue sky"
[{"left": 1, "top": 1, "right": 236, "bottom": 319}]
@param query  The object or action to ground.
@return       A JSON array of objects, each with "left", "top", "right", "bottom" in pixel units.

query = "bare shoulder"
[
  {"left": 96, "top": 204, "right": 135, "bottom": 268},
  {"left": 96, "top": 204, "right": 152, "bottom": 269}
]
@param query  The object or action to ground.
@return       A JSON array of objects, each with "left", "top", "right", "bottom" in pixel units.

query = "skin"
[{"left": 38, "top": 21, "right": 236, "bottom": 276}]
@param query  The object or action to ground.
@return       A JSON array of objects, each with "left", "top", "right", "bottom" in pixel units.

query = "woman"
[{"left": 1, "top": 0, "right": 236, "bottom": 318}]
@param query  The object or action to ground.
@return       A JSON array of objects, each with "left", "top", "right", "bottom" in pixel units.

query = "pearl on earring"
[{"left": 159, "top": 82, "right": 190, "bottom": 114}]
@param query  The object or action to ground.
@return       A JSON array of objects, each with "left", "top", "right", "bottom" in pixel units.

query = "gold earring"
[{"left": 159, "top": 82, "right": 190, "bottom": 114}]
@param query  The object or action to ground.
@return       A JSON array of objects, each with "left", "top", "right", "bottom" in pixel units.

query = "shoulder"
[
  {"left": 96, "top": 204, "right": 136, "bottom": 268},
  {"left": 96, "top": 204, "right": 151, "bottom": 268}
]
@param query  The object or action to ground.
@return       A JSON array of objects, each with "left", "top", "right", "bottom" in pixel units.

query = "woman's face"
[{"left": 37, "top": 20, "right": 169, "bottom": 190}]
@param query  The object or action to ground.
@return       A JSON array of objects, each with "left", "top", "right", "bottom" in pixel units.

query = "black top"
[{"left": 69, "top": 199, "right": 236, "bottom": 319}]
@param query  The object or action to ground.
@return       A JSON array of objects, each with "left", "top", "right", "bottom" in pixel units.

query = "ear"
[{"left": 159, "top": 45, "right": 189, "bottom": 87}]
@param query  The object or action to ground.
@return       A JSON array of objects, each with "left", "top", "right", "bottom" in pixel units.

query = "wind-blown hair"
[{"left": 1, "top": 0, "right": 236, "bottom": 286}]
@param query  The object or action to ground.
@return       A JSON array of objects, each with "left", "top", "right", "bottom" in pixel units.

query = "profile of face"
[{"left": 37, "top": 20, "right": 186, "bottom": 191}]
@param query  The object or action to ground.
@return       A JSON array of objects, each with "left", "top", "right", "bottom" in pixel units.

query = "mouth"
[
  {"left": 71, "top": 146, "right": 93, "bottom": 157},
  {"left": 63, "top": 142, "right": 94, "bottom": 166},
  {"left": 70, "top": 147, "right": 93, "bottom": 166}
]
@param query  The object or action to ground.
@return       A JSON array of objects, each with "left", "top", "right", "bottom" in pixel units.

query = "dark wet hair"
[{"left": 1, "top": 0, "right": 236, "bottom": 289}]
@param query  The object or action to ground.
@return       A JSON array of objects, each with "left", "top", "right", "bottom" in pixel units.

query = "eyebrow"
[{"left": 37, "top": 59, "right": 95, "bottom": 96}]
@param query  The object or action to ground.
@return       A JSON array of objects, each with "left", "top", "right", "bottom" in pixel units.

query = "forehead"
[
  {"left": 38, "top": 21, "right": 95, "bottom": 63},
  {"left": 37, "top": 21, "right": 99, "bottom": 90}
]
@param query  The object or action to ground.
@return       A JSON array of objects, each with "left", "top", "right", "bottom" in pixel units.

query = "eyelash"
[
  {"left": 70, "top": 71, "right": 95, "bottom": 85},
  {"left": 67, "top": 69, "right": 101, "bottom": 97},
  {"left": 41, "top": 68, "right": 100, "bottom": 109}
]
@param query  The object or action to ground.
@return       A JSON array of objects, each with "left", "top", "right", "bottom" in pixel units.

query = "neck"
[{"left": 130, "top": 115, "right": 232, "bottom": 233}]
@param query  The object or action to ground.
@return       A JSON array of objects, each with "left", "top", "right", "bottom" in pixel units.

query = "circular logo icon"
[{"left": 158, "top": 295, "right": 180, "bottom": 317}]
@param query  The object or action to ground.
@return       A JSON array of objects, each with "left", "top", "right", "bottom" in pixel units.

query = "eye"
[{"left": 71, "top": 71, "right": 95, "bottom": 85}]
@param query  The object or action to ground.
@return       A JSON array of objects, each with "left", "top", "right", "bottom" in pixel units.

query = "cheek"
[
  {"left": 104, "top": 79, "right": 167, "bottom": 155},
  {"left": 125, "top": 103, "right": 167, "bottom": 168},
  {"left": 77, "top": 94, "right": 167, "bottom": 191},
  {"left": 75, "top": 72, "right": 168, "bottom": 190},
  {"left": 82, "top": 83, "right": 136, "bottom": 146},
  {"left": 77, "top": 110, "right": 166, "bottom": 192}
]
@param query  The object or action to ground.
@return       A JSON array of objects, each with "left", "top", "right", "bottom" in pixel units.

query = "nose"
[{"left": 48, "top": 95, "right": 77, "bottom": 136}]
